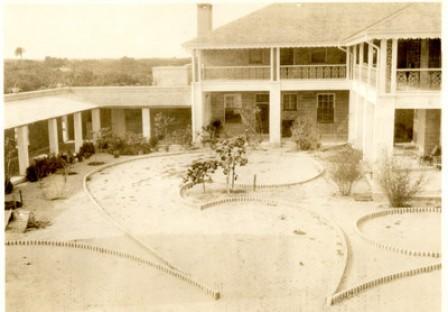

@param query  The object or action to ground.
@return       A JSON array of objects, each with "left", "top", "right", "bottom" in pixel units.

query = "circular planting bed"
[
  {"left": 356, "top": 208, "right": 441, "bottom": 257},
  {"left": 210, "top": 151, "right": 322, "bottom": 187}
]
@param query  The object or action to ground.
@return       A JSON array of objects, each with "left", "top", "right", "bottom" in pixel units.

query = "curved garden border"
[
  {"left": 186, "top": 195, "right": 350, "bottom": 307},
  {"left": 329, "top": 262, "right": 441, "bottom": 304},
  {"left": 83, "top": 151, "right": 205, "bottom": 272},
  {"left": 5, "top": 239, "right": 220, "bottom": 300},
  {"left": 355, "top": 207, "right": 441, "bottom": 258}
]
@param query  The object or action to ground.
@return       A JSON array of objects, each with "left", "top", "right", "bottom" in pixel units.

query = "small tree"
[
  {"left": 378, "top": 155, "right": 424, "bottom": 207},
  {"left": 291, "top": 116, "right": 320, "bottom": 150},
  {"left": 214, "top": 136, "right": 248, "bottom": 193},
  {"left": 183, "top": 160, "right": 219, "bottom": 193},
  {"left": 329, "top": 146, "right": 363, "bottom": 195}
]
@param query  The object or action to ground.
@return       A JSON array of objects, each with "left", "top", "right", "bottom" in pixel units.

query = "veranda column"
[
  {"left": 269, "top": 84, "right": 281, "bottom": 145},
  {"left": 191, "top": 84, "right": 204, "bottom": 144},
  {"left": 91, "top": 108, "right": 101, "bottom": 143},
  {"left": 358, "top": 43, "right": 364, "bottom": 80},
  {"left": 378, "top": 39, "right": 388, "bottom": 93},
  {"left": 367, "top": 41, "right": 373, "bottom": 85},
  {"left": 372, "top": 100, "right": 395, "bottom": 162},
  {"left": 48, "top": 118, "right": 59, "bottom": 155},
  {"left": 74, "top": 112, "right": 83, "bottom": 153},
  {"left": 390, "top": 39, "right": 398, "bottom": 92},
  {"left": 348, "top": 90, "right": 358, "bottom": 145},
  {"left": 16, "top": 126, "right": 30, "bottom": 176},
  {"left": 61, "top": 115, "right": 69, "bottom": 142},
  {"left": 142, "top": 107, "right": 151, "bottom": 141},
  {"left": 270, "top": 48, "right": 275, "bottom": 81}
]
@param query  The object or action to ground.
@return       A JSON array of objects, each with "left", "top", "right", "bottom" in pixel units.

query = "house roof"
[
  {"left": 4, "top": 86, "right": 191, "bottom": 129},
  {"left": 184, "top": 2, "right": 441, "bottom": 49},
  {"left": 4, "top": 95, "right": 98, "bottom": 129},
  {"left": 344, "top": 3, "right": 441, "bottom": 44}
]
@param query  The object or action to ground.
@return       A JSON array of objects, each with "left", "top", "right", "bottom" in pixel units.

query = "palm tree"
[{"left": 14, "top": 47, "right": 25, "bottom": 59}]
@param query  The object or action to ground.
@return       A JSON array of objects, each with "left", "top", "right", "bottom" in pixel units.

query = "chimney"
[{"left": 197, "top": 3, "right": 212, "bottom": 37}]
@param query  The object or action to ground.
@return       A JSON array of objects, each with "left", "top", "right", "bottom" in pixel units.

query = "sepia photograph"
[{"left": 1, "top": 0, "right": 444, "bottom": 311}]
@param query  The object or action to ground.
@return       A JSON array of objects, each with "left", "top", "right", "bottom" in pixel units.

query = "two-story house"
[{"left": 185, "top": 2, "right": 441, "bottom": 164}]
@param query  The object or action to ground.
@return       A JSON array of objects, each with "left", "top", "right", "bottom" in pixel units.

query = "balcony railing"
[
  {"left": 280, "top": 65, "right": 346, "bottom": 79},
  {"left": 202, "top": 65, "right": 270, "bottom": 80},
  {"left": 396, "top": 68, "right": 441, "bottom": 91}
]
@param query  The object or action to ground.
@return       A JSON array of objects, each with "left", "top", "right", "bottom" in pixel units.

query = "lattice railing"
[
  {"left": 280, "top": 65, "right": 346, "bottom": 79},
  {"left": 202, "top": 65, "right": 270, "bottom": 80},
  {"left": 396, "top": 68, "right": 441, "bottom": 91}
]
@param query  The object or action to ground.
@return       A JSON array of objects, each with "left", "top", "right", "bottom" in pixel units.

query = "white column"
[
  {"left": 61, "top": 115, "right": 69, "bottom": 142},
  {"left": 192, "top": 84, "right": 204, "bottom": 143},
  {"left": 142, "top": 107, "right": 151, "bottom": 141},
  {"left": 197, "top": 50, "right": 203, "bottom": 82},
  {"left": 359, "top": 43, "right": 364, "bottom": 80},
  {"left": 48, "top": 118, "right": 59, "bottom": 155},
  {"left": 391, "top": 39, "right": 398, "bottom": 93},
  {"left": 74, "top": 112, "right": 83, "bottom": 153},
  {"left": 367, "top": 41, "right": 373, "bottom": 85},
  {"left": 111, "top": 109, "right": 126, "bottom": 137},
  {"left": 192, "top": 49, "right": 197, "bottom": 82},
  {"left": 378, "top": 39, "right": 388, "bottom": 93},
  {"left": 270, "top": 48, "right": 275, "bottom": 81},
  {"left": 16, "top": 126, "right": 29, "bottom": 176},
  {"left": 269, "top": 83, "right": 281, "bottom": 145},
  {"left": 348, "top": 90, "right": 358, "bottom": 144},
  {"left": 91, "top": 108, "right": 101, "bottom": 143},
  {"left": 346, "top": 47, "right": 350, "bottom": 80},
  {"left": 372, "top": 101, "right": 395, "bottom": 162},
  {"left": 276, "top": 48, "right": 281, "bottom": 81}
]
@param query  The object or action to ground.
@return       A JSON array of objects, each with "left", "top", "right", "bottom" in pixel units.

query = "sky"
[{"left": 3, "top": 1, "right": 267, "bottom": 59}]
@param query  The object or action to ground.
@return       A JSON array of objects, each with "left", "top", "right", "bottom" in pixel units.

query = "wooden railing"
[
  {"left": 202, "top": 65, "right": 270, "bottom": 80},
  {"left": 280, "top": 65, "right": 346, "bottom": 79},
  {"left": 396, "top": 68, "right": 441, "bottom": 91}
]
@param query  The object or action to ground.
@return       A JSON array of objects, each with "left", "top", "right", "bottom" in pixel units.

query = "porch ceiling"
[{"left": 4, "top": 95, "right": 98, "bottom": 129}]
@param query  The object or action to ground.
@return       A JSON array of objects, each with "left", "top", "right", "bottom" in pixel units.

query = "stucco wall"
[
  {"left": 202, "top": 49, "right": 270, "bottom": 66},
  {"left": 152, "top": 66, "right": 191, "bottom": 86}
]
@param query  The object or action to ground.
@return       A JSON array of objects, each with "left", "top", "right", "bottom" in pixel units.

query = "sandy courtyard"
[{"left": 5, "top": 149, "right": 442, "bottom": 311}]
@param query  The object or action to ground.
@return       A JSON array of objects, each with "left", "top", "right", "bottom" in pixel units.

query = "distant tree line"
[{"left": 4, "top": 56, "right": 190, "bottom": 93}]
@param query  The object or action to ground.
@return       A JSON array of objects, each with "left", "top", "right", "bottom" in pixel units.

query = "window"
[
  {"left": 249, "top": 49, "right": 263, "bottom": 65},
  {"left": 224, "top": 94, "right": 242, "bottom": 123},
  {"left": 281, "top": 48, "right": 294, "bottom": 65},
  {"left": 283, "top": 93, "right": 298, "bottom": 111},
  {"left": 310, "top": 48, "right": 327, "bottom": 64},
  {"left": 317, "top": 94, "right": 335, "bottom": 123},
  {"left": 255, "top": 93, "right": 269, "bottom": 104}
]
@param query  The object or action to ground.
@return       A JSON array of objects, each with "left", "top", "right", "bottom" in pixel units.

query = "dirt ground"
[{"left": 5, "top": 149, "right": 441, "bottom": 311}]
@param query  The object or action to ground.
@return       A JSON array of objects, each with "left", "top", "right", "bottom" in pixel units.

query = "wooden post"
[
  {"left": 48, "top": 118, "right": 59, "bottom": 155},
  {"left": 91, "top": 108, "right": 101, "bottom": 143},
  {"left": 142, "top": 107, "right": 151, "bottom": 141},
  {"left": 378, "top": 39, "right": 388, "bottom": 93},
  {"left": 391, "top": 39, "right": 398, "bottom": 92},
  {"left": 16, "top": 126, "right": 29, "bottom": 176},
  {"left": 74, "top": 112, "right": 83, "bottom": 153}
]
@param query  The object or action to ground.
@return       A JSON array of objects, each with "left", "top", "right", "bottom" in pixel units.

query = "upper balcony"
[
  {"left": 351, "top": 39, "right": 441, "bottom": 92},
  {"left": 197, "top": 47, "right": 347, "bottom": 81}
]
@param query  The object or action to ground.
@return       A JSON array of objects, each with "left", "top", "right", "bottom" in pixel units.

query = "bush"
[
  {"left": 329, "top": 146, "right": 363, "bottom": 195},
  {"left": 378, "top": 156, "right": 424, "bottom": 207},
  {"left": 291, "top": 117, "right": 320, "bottom": 150},
  {"left": 26, "top": 155, "right": 66, "bottom": 182},
  {"left": 79, "top": 142, "right": 95, "bottom": 159},
  {"left": 183, "top": 160, "right": 219, "bottom": 192}
]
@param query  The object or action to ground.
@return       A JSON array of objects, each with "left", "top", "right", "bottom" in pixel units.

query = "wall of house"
[
  {"left": 152, "top": 66, "right": 191, "bottom": 86},
  {"left": 202, "top": 49, "right": 270, "bottom": 66},
  {"left": 413, "top": 109, "right": 441, "bottom": 155},
  {"left": 149, "top": 108, "right": 191, "bottom": 139},
  {"left": 291, "top": 47, "right": 346, "bottom": 65},
  {"left": 281, "top": 90, "right": 349, "bottom": 139}
]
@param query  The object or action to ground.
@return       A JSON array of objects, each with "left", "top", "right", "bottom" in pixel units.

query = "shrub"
[
  {"left": 149, "top": 137, "right": 159, "bottom": 149},
  {"left": 329, "top": 146, "right": 363, "bottom": 195},
  {"left": 378, "top": 156, "right": 424, "bottom": 207},
  {"left": 291, "top": 117, "right": 320, "bottom": 150},
  {"left": 183, "top": 159, "right": 219, "bottom": 192},
  {"left": 26, "top": 155, "right": 66, "bottom": 182},
  {"left": 199, "top": 120, "right": 223, "bottom": 147},
  {"left": 79, "top": 142, "right": 95, "bottom": 159}
]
